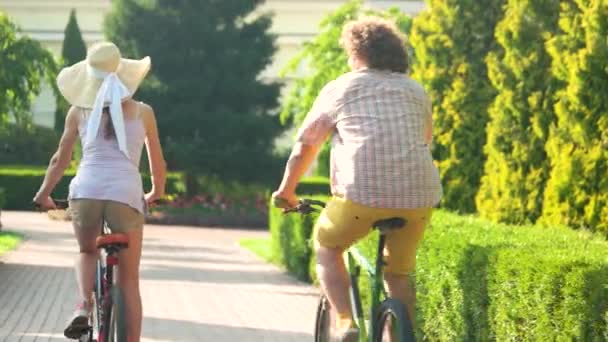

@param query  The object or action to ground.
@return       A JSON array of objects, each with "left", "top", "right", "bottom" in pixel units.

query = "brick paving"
[{"left": 0, "top": 211, "right": 318, "bottom": 342}]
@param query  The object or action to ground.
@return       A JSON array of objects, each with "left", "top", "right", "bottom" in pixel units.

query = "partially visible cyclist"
[
  {"left": 33, "top": 42, "right": 166, "bottom": 342},
  {"left": 272, "top": 17, "right": 442, "bottom": 341}
]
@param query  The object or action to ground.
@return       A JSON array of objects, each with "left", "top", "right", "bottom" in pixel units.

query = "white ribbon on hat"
[{"left": 85, "top": 63, "right": 132, "bottom": 158}]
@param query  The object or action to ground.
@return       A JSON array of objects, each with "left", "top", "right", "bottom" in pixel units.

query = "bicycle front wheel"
[
  {"left": 373, "top": 298, "right": 415, "bottom": 342},
  {"left": 314, "top": 295, "right": 332, "bottom": 342}
]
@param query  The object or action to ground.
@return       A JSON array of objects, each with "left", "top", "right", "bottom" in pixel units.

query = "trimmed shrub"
[
  {"left": 0, "top": 166, "right": 184, "bottom": 210},
  {"left": 476, "top": 0, "right": 560, "bottom": 224},
  {"left": 297, "top": 177, "right": 331, "bottom": 196},
  {"left": 0, "top": 124, "right": 60, "bottom": 165},
  {"left": 541, "top": 0, "right": 608, "bottom": 232},
  {"left": 269, "top": 194, "right": 328, "bottom": 282},
  {"left": 410, "top": 0, "right": 506, "bottom": 213},
  {"left": 269, "top": 206, "right": 608, "bottom": 339}
]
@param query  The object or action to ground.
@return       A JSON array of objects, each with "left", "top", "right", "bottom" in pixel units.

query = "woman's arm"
[
  {"left": 33, "top": 106, "right": 80, "bottom": 207},
  {"left": 141, "top": 103, "right": 166, "bottom": 203}
]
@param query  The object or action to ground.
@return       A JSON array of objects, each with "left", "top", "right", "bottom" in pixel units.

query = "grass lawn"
[
  {"left": 0, "top": 231, "right": 23, "bottom": 257},
  {"left": 239, "top": 237, "right": 278, "bottom": 265}
]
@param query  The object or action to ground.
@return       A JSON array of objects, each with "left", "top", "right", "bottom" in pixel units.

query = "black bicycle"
[{"left": 282, "top": 199, "right": 416, "bottom": 342}]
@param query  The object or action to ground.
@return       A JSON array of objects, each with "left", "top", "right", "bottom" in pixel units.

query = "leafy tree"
[
  {"left": 280, "top": 0, "right": 412, "bottom": 176},
  {"left": 104, "top": 0, "right": 282, "bottom": 190},
  {"left": 0, "top": 13, "right": 58, "bottom": 129},
  {"left": 476, "top": 0, "right": 560, "bottom": 224},
  {"left": 55, "top": 9, "right": 87, "bottom": 132},
  {"left": 542, "top": 0, "right": 608, "bottom": 232},
  {"left": 410, "top": 0, "right": 505, "bottom": 213}
]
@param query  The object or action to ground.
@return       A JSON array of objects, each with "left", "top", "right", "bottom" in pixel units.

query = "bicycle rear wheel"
[
  {"left": 314, "top": 295, "right": 332, "bottom": 342},
  {"left": 373, "top": 298, "right": 415, "bottom": 342}
]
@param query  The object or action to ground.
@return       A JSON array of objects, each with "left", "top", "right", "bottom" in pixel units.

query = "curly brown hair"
[{"left": 340, "top": 16, "right": 409, "bottom": 73}]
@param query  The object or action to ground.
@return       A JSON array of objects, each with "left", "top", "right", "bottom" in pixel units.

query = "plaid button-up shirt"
[{"left": 296, "top": 69, "right": 442, "bottom": 209}]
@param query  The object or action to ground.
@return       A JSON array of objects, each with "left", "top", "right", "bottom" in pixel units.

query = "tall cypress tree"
[
  {"left": 410, "top": 0, "right": 505, "bottom": 213},
  {"left": 55, "top": 9, "right": 87, "bottom": 132},
  {"left": 542, "top": 0, "right": 608, "bottom": 232},
  {"left": 476, "top": 0, "right": 560, "bottom": 224}
]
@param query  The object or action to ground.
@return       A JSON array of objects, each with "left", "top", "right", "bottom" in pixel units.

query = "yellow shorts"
[
  {"left": 70, "top": 199, "right": 144, "bottom": 233},
  {"left": 313, "top": 196, "right": 432, "bottom": 275}
]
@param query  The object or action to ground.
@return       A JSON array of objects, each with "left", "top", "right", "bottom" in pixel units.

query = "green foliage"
[
  {"left": 61, "top": 9, "right": 87, "bottom": 67},
  {"left": 0, "top": 187, "right": 5, "bottom": 209},
  {"left": 269, "top": 204, "right": 608, "bottom": 339},
  {"left": 279, "top": 0, "right": 412, "bottom": 176},
  {"left": 0, "top": 166, "right": 183, "bottom": 210},
  {"left": 239, "top": 237, "right": 277, "bottom": 265},
  {"left": 0, "top": 232, "right": 22, "bottom": 256},
  {"left": 268, "top": 195, "right": 327, "bottom": 282},
  {"left": 541, "top": 0, "right": 608, "bottom": 232},
  {"left": 476, "top": 0, "right": 560, "bottom": 224},
  {"left": 55, "top": 9, "right": 87, "bottom": 132},
  {"left": 0, "top": 13, "right": 58, "bottom": 129},
  {"left": 0, "top": 124, "right": 60, "bottom": 165},
  {"left": 297, "top": 176, "right": 331, "bottom": 196},
  {"left": 104, "top": 0, "right": 282, "bottom": 186},
  {"left": 410, "top": 0, "right": 505, "bottom": 213}
]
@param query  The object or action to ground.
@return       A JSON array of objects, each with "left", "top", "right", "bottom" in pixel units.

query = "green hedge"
[
  {"left": 0, "top": 125, "right": 60, "bottom": 165},
  {"left": 0, "top": 187, "right": 5, "bottom": 209},
  {"left": 269, "top": 201, "right": 608, "bottom": 339},
  {"left": 297, "top": 176, "right": 331, "bottom": 196},
  {"left": 0, "top": 166, "right": 184, "bottom": 210}
]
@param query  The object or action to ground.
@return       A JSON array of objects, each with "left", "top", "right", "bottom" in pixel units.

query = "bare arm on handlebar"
[
  {"left": 33, "top": 107, "right": 80, "bottom": 209},
  {"left": 272, "top": 142, "right": 322, "bottom": 208}
]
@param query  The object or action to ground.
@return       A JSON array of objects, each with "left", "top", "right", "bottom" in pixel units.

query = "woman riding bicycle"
[
  {"left": 272, "top": 17, "right": 442, "bottom": 341},
  {"left": 33, "top": 42, "right": 166, "bottom": 342}
]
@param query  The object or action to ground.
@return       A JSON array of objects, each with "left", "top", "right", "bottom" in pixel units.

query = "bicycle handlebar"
[
  {"left": 33, "top": 199, "right": 69, "bottom": 211},
  {"left": 33, "top": 198, "right": 167, "bottom": 211},
  {"left": 281, "top": 198, "right": 327, "bottom": 215}
]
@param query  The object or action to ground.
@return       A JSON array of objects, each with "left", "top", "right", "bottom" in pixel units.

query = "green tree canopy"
[
  {"left": 0, "top": 13, "right": 57, "bottom": 129},
  {"left": 476, "top": 0, "right": 560, "bottom": 224},
  {"left": 542, "top": 0, "right": 608, "bottom": 232},
  {"left": 410, "top": 0, "right": 505, "bottom": 213},
  {"left": 280, "top": 0, "right": 412, "bottom": 176},
  {"left": 55, "top": 9, "right": 87, "bottom": 132},
  {"left": 105, "top": 0, "right": 282, "bottom": 186}
]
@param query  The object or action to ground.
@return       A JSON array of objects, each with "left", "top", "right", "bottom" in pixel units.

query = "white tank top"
[{"left": 68, "top": 103, "right": 147, "bottom": 213}]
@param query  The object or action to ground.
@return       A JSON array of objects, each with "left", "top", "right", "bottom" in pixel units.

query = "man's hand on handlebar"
[{"left": 271, "top": 190, "right": 298, "bottom": 210}]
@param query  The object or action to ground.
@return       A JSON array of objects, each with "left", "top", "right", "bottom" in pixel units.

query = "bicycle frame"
[
  {"left": 92, "top": 224, "right": 124, "bottom": 342},
  {"left": 346, "top": 233, "right": 387, "bottom": 342}
]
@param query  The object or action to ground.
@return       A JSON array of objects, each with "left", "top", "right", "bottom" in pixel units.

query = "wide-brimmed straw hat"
[{"left": 57, "top": 41, "right": 151, "bottom": 108}]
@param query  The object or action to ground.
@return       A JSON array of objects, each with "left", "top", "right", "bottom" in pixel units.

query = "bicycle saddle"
[
  {"left": 96, "top": 233, "right": 129, "bottom": 250},
  {"left": 373, "top": 217, "right": 406, "bottom": 233}
]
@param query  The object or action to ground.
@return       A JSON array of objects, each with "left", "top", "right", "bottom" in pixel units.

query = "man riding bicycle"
[{"left": 272, "top": 17, "right": 442, "bottom": 341}]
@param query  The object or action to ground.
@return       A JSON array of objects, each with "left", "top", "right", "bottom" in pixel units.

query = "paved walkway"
[{"left": 0, "top": 211, "right": 318, "bottom": 342}]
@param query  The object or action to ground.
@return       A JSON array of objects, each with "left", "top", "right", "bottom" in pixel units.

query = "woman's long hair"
[{"left": 102, "top": 107, "right": 116, "bottom": 140}]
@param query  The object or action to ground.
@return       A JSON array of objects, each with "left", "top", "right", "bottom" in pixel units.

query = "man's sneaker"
[
  {"left": 63, "top": 302, "right": 91, "bottom": 339},
  {"left": 333, "top": 327, "right": 359, "bottom": 342}
]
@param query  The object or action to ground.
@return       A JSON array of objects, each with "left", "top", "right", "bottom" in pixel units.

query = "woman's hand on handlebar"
[
  {"left": 32, "top": 195, "right": 57, "bottom": 211},
  {"left": 144, "top": 190, "right": 164, "bottom": 205},
  {"left": 271, "top": 190, "right": 298, "bottom": 209}
]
